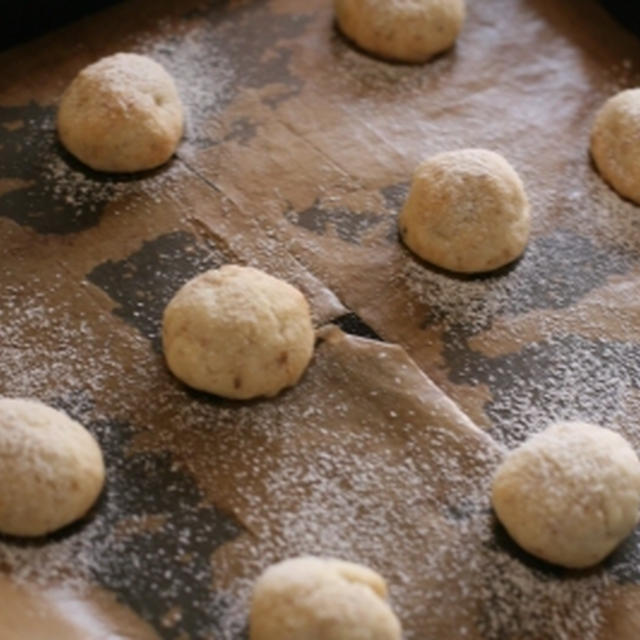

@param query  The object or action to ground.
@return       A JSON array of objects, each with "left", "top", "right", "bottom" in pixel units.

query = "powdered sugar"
[
  {"left": 139, "top": 25, "right": 236, "bottom": 152},
  {"left": 2, "top": 1, "right": 640, "bottom": 639}
]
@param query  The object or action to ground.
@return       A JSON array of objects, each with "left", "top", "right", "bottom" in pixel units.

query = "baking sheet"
[{"left": 2, "top": 0, "right": 640, "bottom": 638}]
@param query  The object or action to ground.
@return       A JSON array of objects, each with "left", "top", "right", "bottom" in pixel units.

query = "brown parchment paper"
[{"left": 2, "top": 0, "right": 640, "bottom": 638}]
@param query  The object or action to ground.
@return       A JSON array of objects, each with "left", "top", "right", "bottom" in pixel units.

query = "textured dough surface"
[
  {"left": 399, "top": 148, "right": 530, "bottom": 273},
  {"left": 334, "top": 0, "right": 466, "bottom": 63},
  {"left": 162, "top": 265, "right": 315, "bottom": 400},
  {"left": 591, "top": 88, "right": 640, "bottom": 204},
  {"left": 249, "top": 556, "right": 402, "bottom": 640},
  {"left": 0, "top": 398, "right": 105, "bottom": 537},
  {"left": 492, "top": 421, "right": 640, "bottom": 569},
  {"left": 57, "top": 53, "right": 183, "bottom": 172}
]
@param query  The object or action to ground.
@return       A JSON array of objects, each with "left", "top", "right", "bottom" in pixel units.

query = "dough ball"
[
  {"left": 249, "top": 556, "right": 402, "bottom": 640},
  {"left": 591, "top": 88, "right": 640, "bottom": 204},
  {"left": 57, "top": 53, "right": 183, "bottom": 172},
  {"left": 0, "top": 398, "right": 105, "bottom": 537},
  {"left": 399, "top": 148, "right": 530, "bottom": 273},
  {"left": 162, "top": 265, "right": 315, "bottom": 400},
  {"left": 492, "top": 421, "right": 640, "bottom": 568},
  {"left": 334, "top": 0, "right": 465, "bottom": 63}
]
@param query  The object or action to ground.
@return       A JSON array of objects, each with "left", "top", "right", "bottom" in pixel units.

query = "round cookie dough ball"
[
  {"left": 162, "top": 265, "right": 315, "bottom": 400},
  {"left": 591, "top": 88, "right": 640, "bottom": 204},
  {"left": 334, "top": 0, "right": 466, "bottom": 63},
  {"left": 249, "top": 556, "right": 402, "bottom": 640},
  {"left": 492, "top": 421, "right": 640, "bottom": 569},
  {"left": 57, "top": 53, "right": 183, "bottom": 172},
  {"left": 0, "top": 398, "right": 105, "bottom": 537},
  {"left": 399, "top": 148, "right": 530, "bottom": 273}
]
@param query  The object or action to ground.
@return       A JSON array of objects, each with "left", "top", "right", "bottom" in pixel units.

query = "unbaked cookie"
[
  {"left": 492, "top": 421, "right": 640, "bottom": 568},
  {"left": 249, "top": 556, "right": 402, "bottom": 640},
  {"left": 399, "top": 148, "right": 530, "bottom": 273},
  {"left": 57, "top": 53, "right": 183, "bottom": 172},
  {"left": 0, "top": 398, "right": 105, "bottom": 537},
  {"left": 334, "top": 0, "right": 466, "bottom": 63},
  {"left": 162, "top": 265, "right": 315, "bottom": 400},
  {"left": 591, "top": 88, "right": 640, "bottom": 204}
]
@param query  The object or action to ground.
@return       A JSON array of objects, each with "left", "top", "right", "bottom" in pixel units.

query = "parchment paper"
[{"left": 2, "top": 1, "right": 640, "bottom": 638}]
